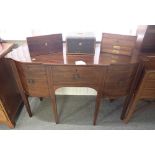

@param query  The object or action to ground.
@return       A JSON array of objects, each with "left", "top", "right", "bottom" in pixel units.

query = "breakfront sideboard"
[{"left": 4, "top": 32, "right": 141, "bottom": 125}]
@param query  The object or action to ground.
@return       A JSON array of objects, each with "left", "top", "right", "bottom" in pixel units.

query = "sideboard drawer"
[
  {"left": 143, "top": 80, "right": 155, "bottom": 89},
  {"left": 25, "top": 78, "right": 49, "bottom": 96},
  {"left": 52, "top": 66, "right": 102, "bottom": 85},
  {"left": 17, "top": 63, "right": 49, "bottom": 96},
  {"left": 22, "top": 64, "right": 47, "bottom": 80},
  {"left": 141, "top": 89, "right": 155, "bottom": 99}
]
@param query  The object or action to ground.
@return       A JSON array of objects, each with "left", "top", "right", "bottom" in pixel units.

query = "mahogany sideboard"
[
  {"left": 0, "top": 43, "right": 23, "bottom": 128},
  {"left": 5, "top": 40, "right": 141, "bottom": 124}
]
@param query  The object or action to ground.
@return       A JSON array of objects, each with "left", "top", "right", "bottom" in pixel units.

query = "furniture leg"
[
  {"left": 39, "top": 97, "right": 43, "bottom": 101},
  {"left": 93, "top": 93, "right": 102, "bottom": 125},
  {"left": 24, "top": 95, "right": 32, "bottom": 117},
  {"left": 50, "top": 95, "right": 59, "bottom": 124},
  {"left": 123, "top": 96, "right": 139, "bottom": 123},
  {"left": 121, "top": 94, "right": 134, "bottom": 120},
  {"left": 7, "top": 120, "right": 15, "bottom": 129}
]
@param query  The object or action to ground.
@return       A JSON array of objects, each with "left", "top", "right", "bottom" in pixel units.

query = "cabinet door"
[{"left": 17, "top": 63, "right": 49, "bottom": 97}]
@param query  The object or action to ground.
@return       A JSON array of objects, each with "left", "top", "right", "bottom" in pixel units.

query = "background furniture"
[
  {"left": 123, "top": 57, "right": 155, "bottom": 122},
  {"left": 66, "top": 33, "right": 96, "bottom": 54},
  {"left": 121, "top": 25, "right": 155, "bottom": 122},
  {"left": 27, "top": 34, "right": 63, "bottom": 57},
  {"left": 100, "top": 33, "right": 137, "bottom": 56},
  {"left": 136, "top": 25, "right": 155, "bottom": 53},
  {"left": 0, "top": 43, "right": 23, "bottom": 128}
]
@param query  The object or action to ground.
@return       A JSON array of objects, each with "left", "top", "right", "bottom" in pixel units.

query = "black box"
[{"left": 66, "top": 33, "right": 96, "bottom": 54}]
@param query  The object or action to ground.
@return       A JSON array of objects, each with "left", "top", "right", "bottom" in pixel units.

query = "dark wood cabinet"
[
  {"left": 136, "top": 25, "right": 155, "bottom": 53},
  {"left": 0, "top": 43, "right": 23, "bottom": 128}
]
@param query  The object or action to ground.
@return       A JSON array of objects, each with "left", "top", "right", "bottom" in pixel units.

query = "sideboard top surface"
[{"left": 5, "top": 43, "right": 139, "bottom": 65}]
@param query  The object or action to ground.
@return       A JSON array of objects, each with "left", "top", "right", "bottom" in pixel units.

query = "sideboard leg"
[
  {"left": 93, "top": 93, "right": 102, "bottom": 125},
  {"left": 51, "top": 95, "right": 59, "bottom": 124}
]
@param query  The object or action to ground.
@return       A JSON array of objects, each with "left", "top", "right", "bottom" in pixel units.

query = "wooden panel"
[
  {"left": 101, "top": 37, "right": 136, "bottom": 47},
  {"left": 104, "top": 64, "right": 138, "bottom": 97},
  {"left": 16, "top": 63, "right": 49, "bottom": 97},
  {"left": 146, "top": 72, "right": 155, "bottom": 80},
  {"left": 52, "top": 66, "right": 103, "bottom": 85},
  {"left": 0, "top": 58, "right": 22, "bottom": 122},
  {"left": 0, "top": 110, "right": 7, "bottom": 122},
  {"left": 27, "top": 34, "right": 63, "bottom": 57},
  {"left": 143, "top": 80, "right": 155, "bottom": 88},
  {"left": 101, "top": 33, "right": 137, "bottom": 56},
  {"left": 102, "top": 33, "right": 137, "bottom": 40},
  {"left": 141, "top": 89, "right": 155, "bottom": 99},
  {"left": 25, "top": 79, "right": 49, "bottom": 96}
]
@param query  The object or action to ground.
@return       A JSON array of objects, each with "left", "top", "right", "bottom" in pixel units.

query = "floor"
[{"left": 1, "top": 95, "right": 155, "bottom": 130}]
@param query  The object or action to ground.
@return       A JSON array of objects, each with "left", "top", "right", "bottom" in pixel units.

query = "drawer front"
[
  {"left": 101, "top": 34, "right": 136, "bottom": 56},
  {"left": 0, "top": 109, "right": 7, "bottom": 122},
  {"left": 52, "top": 66, "right": 102, "bottom": 85},
  {"left": 143, "top": 80, "right": 155, "bottom": 89},
  {"left": 104, "top": 64, "right": 137, "bottom": 96},
  {"left": 141, "top": 89, "right": 155, "bottom": 99},
  {"left": 102, "top": 37, "right": 136, "bottom": 47},
  {"left": 105, "top": 72, "right": 134, "bottom": 91},
  {"left": 102, "top": 48, "right": 133, "bottom": 56},
  {"left": 25, "top": 78, "right": 49, "bottom": 96},
  {"left": 102, "top": 33, "right": 136, "bottom": 40},
  {"left": 18, "top": 63, "right": 49, "bottom": 96},
  {"left": 22, "top": 64, "right": 47, "bottom": 80},
  {"left": 146, "top": 72, "right": 155, "bottom": 80}
]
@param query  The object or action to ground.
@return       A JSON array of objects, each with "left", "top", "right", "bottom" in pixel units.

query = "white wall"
[{"left": 1, "top": 0, "right": 154, "bottom": 40}]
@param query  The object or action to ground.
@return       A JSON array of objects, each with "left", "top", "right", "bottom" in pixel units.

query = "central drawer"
[{"left": 52, "top": 66, "right": 102, "bottom": 85}]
